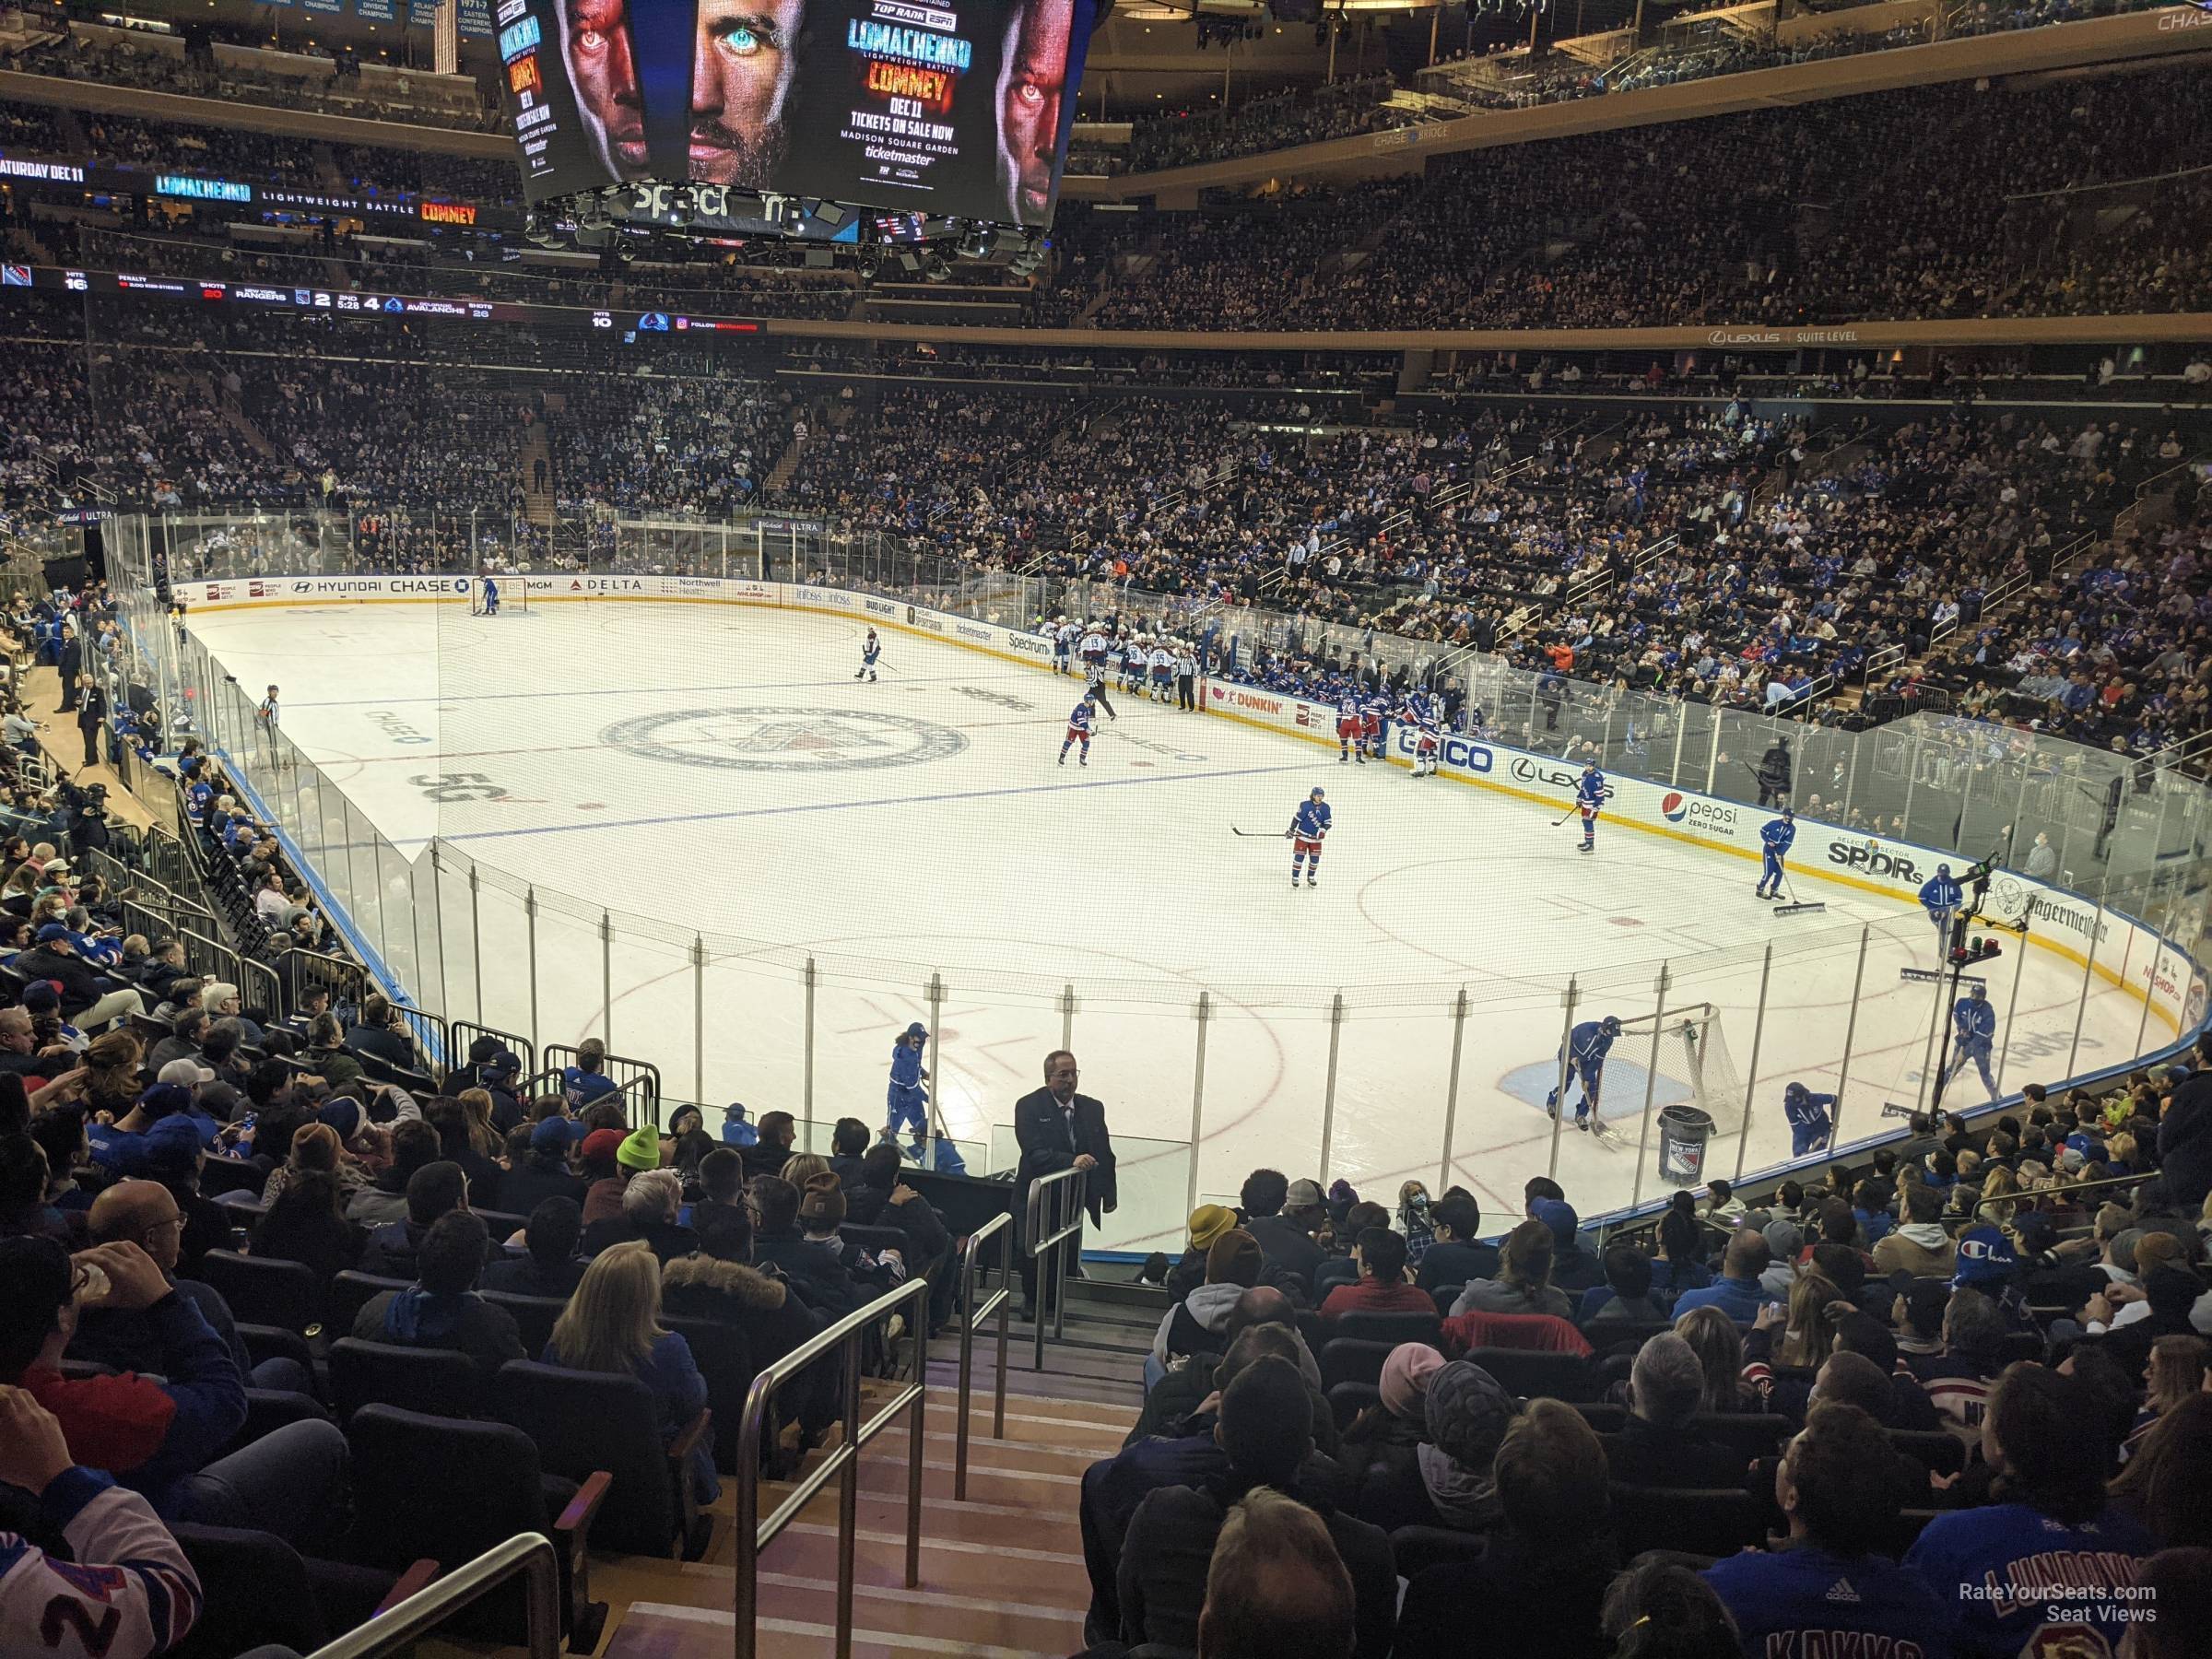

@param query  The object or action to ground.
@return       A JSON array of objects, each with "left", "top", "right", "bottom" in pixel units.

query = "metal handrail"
[
  {"left": 734, "top": 1274, "right": 929, "bottom": 1659},
  {"left": 954, "top": 1211, "right": 1014, "bottom": 1500},
  {"left": 1971, "top": 1164, "right": 2157, "bottom": 1223},
  {"left": 303, "top": 1532, "right": 560, "bottom": 1659},
  {"left": 1023, "top": 1165, "right": 1088, "bottom": 1371}
]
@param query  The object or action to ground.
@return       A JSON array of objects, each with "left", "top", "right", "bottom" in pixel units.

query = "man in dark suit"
[
  {"left": 1014, "top": 1048, "right": 1116, "bottom": 1317},
  {"left": 56, "top": 623, "right": 82, "bottom": 713}
]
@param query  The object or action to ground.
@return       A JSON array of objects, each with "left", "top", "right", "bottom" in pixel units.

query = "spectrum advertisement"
[{"left": 499, "top": 0, "right": 1092, "bottom": 226}]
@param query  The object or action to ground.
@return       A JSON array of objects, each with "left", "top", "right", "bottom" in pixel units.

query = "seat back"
[
  {"left": 498, "top": 1359, "right": 680, "bottom": 1557},
  {"left": 197, "top": 1250, "right": 321, "bottom": 1335},
  {"left": 1428, "top": 1285, "right": 1464, "bottom": 1318},
  {"left": 1326, "top": 1380, "right": 1380, "bottom": 1431},
  {"left": 1571, "top": 1401, "right": 1628, "bottom": 1436},
  {"left": 342, "top": 1405, "right": 557, "bottom": 1644},
  {"left": 1459, "top": 1347, "right": 1594, "bottom": 1402},
  {"left": 474, "top": 1209, "right": 530, "bottom": 1245},
  {"left": 664, "top": 1313, "right": 758, "bottom": 1477},
  {"left": 1330, "top": 1311, "right": 1442, "bottom": 1348},
  {"left": 1318, "top": 1337, "right": 1399, "bottom": 1394},
  {"left": 328, "top": 1338, "right": 482, "bottom": 1421},
  {"left": 480, "top": 1291, "right": 569, "bottom": 1359},
  {"left": 1610, "top": 1483, "right": 1765, "bottom": 1558},
  {"left": 1688, "top": 1413, "right": 1792, "bottom": 1462},
  {"left": 1388, "top": 1524, "right": 1488, "bottom": 1580},
  {"left": 168, "top": 1524, "right": 331, "bottom": 1659},
  {"left": 327, "top": 1271, "right": 412, "bottom": 1337},
  {"left": 1887, "top": 1429, "right": 1966, "bottom": 1476}
]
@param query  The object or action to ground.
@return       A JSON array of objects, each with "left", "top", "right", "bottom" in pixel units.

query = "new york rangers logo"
[{"left": 600, "top": 707, "right": 968, "bottom": 772}]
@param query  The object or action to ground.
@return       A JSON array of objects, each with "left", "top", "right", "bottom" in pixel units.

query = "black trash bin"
[{"left": 1656, "top": 1104, "right": 1715, "bottom": 1186}]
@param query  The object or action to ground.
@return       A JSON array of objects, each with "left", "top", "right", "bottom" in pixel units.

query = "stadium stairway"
[
  {"left": 589, "top": 1279, "right": 1148, "bottom": 1658},
  {"left": 520, "top": 420, "right": 557, "bottom": 527}
]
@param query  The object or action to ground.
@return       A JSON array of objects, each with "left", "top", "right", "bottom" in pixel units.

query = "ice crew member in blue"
[
  {"left": 886, "top": 1021, "right": 929, "bottom": 1135},
  {"left": 1919, "top": 864, "right": 1965, "bottom": 957},
  {"left": 481, "top": 576, "right": 500, "bottom": 615},
  {"left": 1547, "top": 1014, "right": 1622, "bottom": 1130},
  {"left": 855, "top": 628, "right": 881, "bottom": 683},
  {"left": 1943, "top": 982, "right": 1999, "bottom": 1100},
  {"left": 1574, "top": 763, "right": 1609, "bottom": 853},
  {"left": 1783, "top": 1081, "right": 1836, "bottom": 1157},
  {"left": 1755, "top": 807, "right": 1795, "bottom": 900},
  {"left": 1288, "top": 788, "right": 1331, "bottom": 889}
]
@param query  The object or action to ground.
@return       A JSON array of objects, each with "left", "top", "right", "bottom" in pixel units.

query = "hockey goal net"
[
  {"left": 1609, "top": 1003, "right": 1746, "bottom": 1136},
  {"left": 470, "top": 578, "right": 528, "bottom": 616}
]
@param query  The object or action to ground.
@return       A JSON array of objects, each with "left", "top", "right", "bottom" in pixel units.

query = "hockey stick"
[
  {"left": 1774, "top": 870, "right": 1827, "bottom": 916},
  {"left": 1231, "top": 826, "right": 1289, "bottom": 839},
  {"left": 1550, "top": 806, "right": 1579, "bottom": 828}
]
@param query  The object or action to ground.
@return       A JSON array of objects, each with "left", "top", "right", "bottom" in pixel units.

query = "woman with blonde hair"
[
  {"left": 1978, "top": 1164, "right": 2018, "bottom": 1228},
  {"left": 779, "top": 1151, "right": 830, "bottom": 1189},
  {"left": 1756, "top": 1270, "right": 1845, "bottom": 1377},
  {"left": 1672, "top": 1304, "right": 1757, "bottom": 1413},
  {"left": 1449, "top": 1217, "right": 1571, "bottom": 1319},
  {"left": 82, "top": 1029, "right": 143, "bottom": 1120},
  {"left": 455, "top": 1088, "right": 503, "bottom": 1160},
  {"left": 2125, "top": 1334, "right": 2208, "bottom": 1457},
  {"left": 545, "top": 1241, "right": 717, "bottom": 1503}
]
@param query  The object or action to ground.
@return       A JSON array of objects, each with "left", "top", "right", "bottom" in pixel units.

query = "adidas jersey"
[
  {"left": 1703, "top": 1544, "right": 1959, "bottom": 1659},
  {"left": 1905, "top": 1502, "right": 2155, "bottom": 1659}
]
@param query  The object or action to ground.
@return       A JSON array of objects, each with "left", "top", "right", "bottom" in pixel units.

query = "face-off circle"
[{"left": 599, "top": 706, "right": 969, "bottom": 772}]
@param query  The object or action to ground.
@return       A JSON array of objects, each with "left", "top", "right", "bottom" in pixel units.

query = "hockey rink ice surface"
[{"left": 185, "top": 599, "right": 2156, "bottom": 1247}]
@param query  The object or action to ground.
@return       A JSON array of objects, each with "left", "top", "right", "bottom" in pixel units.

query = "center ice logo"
[{"left": 600, "top": 707, "right": 968, "bottom": 771}]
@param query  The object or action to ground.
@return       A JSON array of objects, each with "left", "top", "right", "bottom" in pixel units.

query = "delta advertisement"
[
  {"left": 500, "top": 0, "right": 1093, "bottom": 225},
  {"left": 172, "top": 571, "right": 2202, "bottom": 1041}
]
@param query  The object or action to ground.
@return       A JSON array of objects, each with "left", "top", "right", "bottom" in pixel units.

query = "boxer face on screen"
[
  {"left": 563, "top": 0, "right": 648, "bottom": 180},
  {"left": 997, "top": 0, "right": 1071, "bottom": 223},
  {"left": 688, "top": 0, "right": 804, "bottom": 185}
]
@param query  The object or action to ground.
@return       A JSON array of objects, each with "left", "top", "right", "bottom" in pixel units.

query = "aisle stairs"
[{"left": 590, "top": 1277, "right": 1153, "bottom": 1658}]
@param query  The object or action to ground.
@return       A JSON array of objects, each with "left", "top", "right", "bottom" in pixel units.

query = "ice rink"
[{"left": 184, "top": 596, "right": 2155, "bottom": 1248}]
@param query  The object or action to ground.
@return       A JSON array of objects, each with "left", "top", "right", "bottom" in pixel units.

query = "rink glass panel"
[{"left": 98, "top": 511, "right": 2212, "bottom": 1233}]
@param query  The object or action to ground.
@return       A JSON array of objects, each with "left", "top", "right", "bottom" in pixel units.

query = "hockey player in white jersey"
[
  {"left": 1148, "top": 643, "right": 1175, "bottom": 703},
  {"left": 1288, "top": 788, "right": 1331, "bottom": 888},
  {"left": 855, "top": 628, "right": 881, "bottom": 682},
  {"left": 1336, "top": 692, "right": 1365, "bottom": 764}
]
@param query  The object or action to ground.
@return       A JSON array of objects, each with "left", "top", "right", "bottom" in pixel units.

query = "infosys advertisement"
[{"left": 500, "top": 0, "right": 1092, "bottom": 226}]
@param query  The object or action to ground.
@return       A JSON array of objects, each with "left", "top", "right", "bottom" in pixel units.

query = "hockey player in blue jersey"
[
  {"left": 886, "top": 1021, "right": 930, "bottom": 1135},
  {"left": 1059, "top": 691, "right": 1098, "bottom": 766},
  {"left": 1782, "top": 1081, "right": 1836, "bottom": 1157},
  {"left": 1360, "top": 691, "right": 1390, "bottom": 761},
  {"left": 1547, "top": 1014, "right": 1621, "bottom": 1129},
  {"left": 855, "top": 628, "right": 881, "bottom": 682},
  {"left": 1754, "top": 807, "right": 1795, "bottom": 899},
  {"left": 1919, "top": 864, "right": 1964, "bottom": 956},
  {"left": 1573, "top": 763, "right": 1610, "bottom": 853},
  {"left": 1942, "top": 982, "right": 1999, "bottom": 1100},
  {"left": 1288, "top": 787, "right": 1331, "bottom": 888}
]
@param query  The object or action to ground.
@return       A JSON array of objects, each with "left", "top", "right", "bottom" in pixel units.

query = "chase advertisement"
[{"left": 500, "top": 0, "right": 1090, "bottom": 225}]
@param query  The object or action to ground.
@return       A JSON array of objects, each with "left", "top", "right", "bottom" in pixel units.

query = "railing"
[
  {"left": 303, "top": 1533, "right": 561, "bottom": 1659},
  {"left": 1971, "top": 1165, "right": 2153, "bottom": 1224},
  {"left": 954, "top": 1211, "right": 1014, "bottom": 1501},
  {"left": 735, "top": 1276, "right": 930, "bottom": 1659},
  {"left": 450, "top": 1018, "right": 536, "bottom": 1079},
  {"left": 1024, "top": 1166, "right": 1088, "bottom": 1371},
  {"left": 1858, "top": 642, "right": 1907, "bottom": 689},
  {"left": 543, "top": 1041, "right": 663, "bottom": 1119}
]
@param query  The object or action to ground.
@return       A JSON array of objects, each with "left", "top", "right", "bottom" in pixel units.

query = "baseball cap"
[
  {"left": 18, "top": 981, "right": 58, "bottom": 1014},
  {"left": 1530, "top": 1197, "right": 1580, "bottom": 1248},
  {"left": 580, "top": 1128, "right": 625, "bottom": 1165},
  {"left": 486, "top": 1049, "right": 521, "bottom": 1078},
  {"left": 530, "top": 1117, "right": 571, "bottom": 1154},
  {"left": 1763, "top": 1218, "right": 1805, "bottom": 1262},
  {"left": 135, "top": 1114, "right": 206, "bottom": 1177},
  {"left": 1284, "top": 1178, "right": 1326, "bottom": 1209},
  {"left": 615, "top": 1124, "right": 662, "bottom": 1172},
  {"left": 133, "top": 1082, "right": 195, "bottom": 1118},
  {"left": 1951, "top": 1225, "right": 2018, "bottom": 1288},
  {"left": 159, "top": 1057, "right": 216, "bottom": 1087},
  {"left": 904, "top": 1022, "right": 928, "bottom": 1039},
  {"left": 40, "top": 858, "right": 70, "bottom": 876},
  {"left": 33, "top": 923, "right": 70, "bottom": 943}
]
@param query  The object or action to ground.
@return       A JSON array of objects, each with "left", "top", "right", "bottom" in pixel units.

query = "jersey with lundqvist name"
[
  {"left": 1904, "top": 1502, "right": 2155, "bottom": 1659},
  {"left": 1292, "top": 800, "right": 1332, "bottom": 841}
]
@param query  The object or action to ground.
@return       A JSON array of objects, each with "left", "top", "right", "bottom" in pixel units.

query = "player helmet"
[
  {"left": 1784, "top": 1081, "right": 1807, "bottom": 1103},
  {"left": 1583, "top": 761, "right": 1598, "bottom": 771},
  {"left": 1311, "top": 787, "right": 1325, "bottom": 800},
  {"left": 1600, "top": 1015, "right": 1621, "bottom": 1035}
]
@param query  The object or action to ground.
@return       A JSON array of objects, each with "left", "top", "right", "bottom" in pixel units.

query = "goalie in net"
[{"left": 470, "top": 576, "right": 527, "bottom": 616}]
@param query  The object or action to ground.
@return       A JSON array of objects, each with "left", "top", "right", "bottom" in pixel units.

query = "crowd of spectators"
[
  {"left": 1120, "top": 76, "right": 1417, "bottom": 174},
  {"left": 1079, "top": 1042, "right": 2212, "bottom": 1656}
]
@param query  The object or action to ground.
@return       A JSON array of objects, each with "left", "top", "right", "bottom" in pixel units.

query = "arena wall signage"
[{"left": 168, "top": 570, "right": 2198, "bottom": 1041}]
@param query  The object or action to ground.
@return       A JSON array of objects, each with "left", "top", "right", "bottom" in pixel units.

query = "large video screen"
[{"left": 499, "top": 0, "right": 1093, "bottom": 227}]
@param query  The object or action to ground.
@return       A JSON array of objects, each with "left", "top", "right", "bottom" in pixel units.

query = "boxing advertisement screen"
[{"left": 499, "top": 0, "right": 1093, "bottom": 226}]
